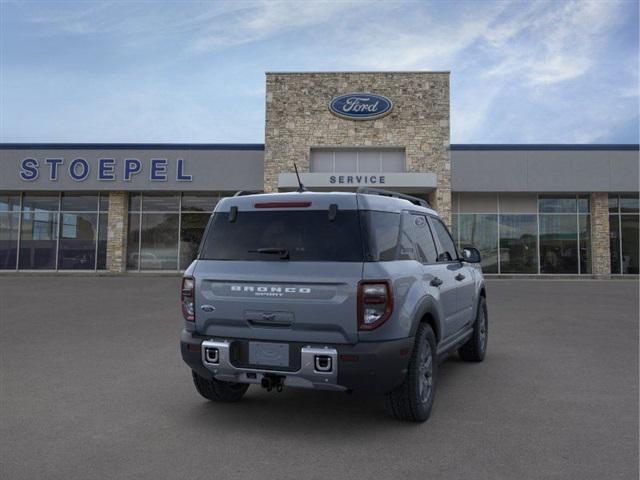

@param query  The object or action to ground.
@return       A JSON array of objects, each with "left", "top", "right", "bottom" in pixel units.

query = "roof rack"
[
  {"left": 233, "top": 190, "right": 263, "bottom": 197},
  {"left": 357, "top": 187, "right": 430, "bottom": 208}
]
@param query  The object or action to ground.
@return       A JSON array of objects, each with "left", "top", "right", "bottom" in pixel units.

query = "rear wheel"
[
  {"left": 385, "top": 323, "right": 437, "bottom": 422},
  {"left": 191, "top": 371, "right": 249, "bottom": 402},
  {"left": 458, "top": 296, "right": 488, "bottom": 362}
]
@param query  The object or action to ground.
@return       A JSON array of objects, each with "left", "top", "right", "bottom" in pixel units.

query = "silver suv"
[{"left": 180, "top": 188, "right": 487, "bottom": 422}]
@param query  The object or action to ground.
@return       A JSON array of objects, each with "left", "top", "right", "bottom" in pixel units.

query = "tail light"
[
  {"left": 358, "top": 280, "right": 393, "bottom": 330},
  {"left": 181, "top": 276, "right": 195, "bottom": 322}
]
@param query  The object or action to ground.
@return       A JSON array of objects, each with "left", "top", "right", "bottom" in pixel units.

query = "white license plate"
[{"left": 249, "top": 342, "right": 289, "bottom": 368}]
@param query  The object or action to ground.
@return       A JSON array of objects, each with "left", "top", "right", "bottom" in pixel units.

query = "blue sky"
[{"left": 1, "top": 0, "right": 638, "bottom": 144}]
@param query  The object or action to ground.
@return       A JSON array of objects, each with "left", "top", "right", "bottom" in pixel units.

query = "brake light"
[
  {"left": 254, "top": 202, "right": 311, "bottom": 208},
  {"left": 358, "top": 280, "right": 393, "bottom": 330},
  {"left": 181, "top": 276, "right": 195, "bottom": 322}
]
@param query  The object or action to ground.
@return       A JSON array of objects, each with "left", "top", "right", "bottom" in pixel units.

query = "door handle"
[
  {"left": 430, "top": 277, "right": 443, "bottom": 287},
  {"left": 455, "top": 273, "right": 466, "bottom": 281}
]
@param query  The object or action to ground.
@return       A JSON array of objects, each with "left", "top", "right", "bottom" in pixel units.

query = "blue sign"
[
  {"left": 19, "top": 158, "right": 192, "bottom": 182},
  {"left": 329, "top": 93, "right": 393, "bottom": 120}
]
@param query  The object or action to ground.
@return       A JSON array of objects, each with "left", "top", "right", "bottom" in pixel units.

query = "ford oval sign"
[{"left": 329, "top": 93, "right": 393, "bottom": 120}]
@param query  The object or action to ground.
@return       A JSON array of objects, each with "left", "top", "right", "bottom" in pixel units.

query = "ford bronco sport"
[{"left": 180, "top": 188, "right": 487, "bottom": 422}]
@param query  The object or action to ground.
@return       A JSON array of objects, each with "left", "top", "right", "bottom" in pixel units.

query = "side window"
[
  {"left": 396, "top": 212, "right": 416, "bottom": 260},
  {"left": 430, "top": 217, "right": 458, "bottom": 262},
  {"left": 361, "top": 211, "right": 401, "bottom": 261},
  {"left": 398, "top": 213, "right": 438, "bottom": 263},
  {"left": 412, "top": 215, "right": 438, "bottom": 263}
]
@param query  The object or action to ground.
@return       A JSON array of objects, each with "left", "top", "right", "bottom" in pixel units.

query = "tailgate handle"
[{"left": 247, "top": 319, "right": 292, "bottom": 329}]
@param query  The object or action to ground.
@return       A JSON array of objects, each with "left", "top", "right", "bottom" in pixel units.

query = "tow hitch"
[{"left": 261, "top": 374, "right": 285, "bottom": 392}]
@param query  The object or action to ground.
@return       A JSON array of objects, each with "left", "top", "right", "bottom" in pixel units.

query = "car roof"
[{"left": 215, "top": 191, "right": 439, "bottom": 216}]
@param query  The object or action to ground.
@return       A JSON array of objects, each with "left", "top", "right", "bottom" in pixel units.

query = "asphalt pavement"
[{"left": 1, "top": 276, "right": 638, "bottom": 480}]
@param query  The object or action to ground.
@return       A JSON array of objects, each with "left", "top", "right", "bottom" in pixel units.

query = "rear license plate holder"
[{"left": 248, "top": 342, "right": 289, "bottom": 368}]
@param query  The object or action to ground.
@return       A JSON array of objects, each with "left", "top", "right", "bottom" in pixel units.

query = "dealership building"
[{"left": 0, "top": 72, "right": 638, "bottom": 276}]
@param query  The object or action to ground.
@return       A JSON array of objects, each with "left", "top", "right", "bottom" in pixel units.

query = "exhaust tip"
[
  {"left": 204, "top": 347, "right": 219, "bottom": 364},
  {"left": 314, "top": 355, "right": 332, "bottom": 372}
]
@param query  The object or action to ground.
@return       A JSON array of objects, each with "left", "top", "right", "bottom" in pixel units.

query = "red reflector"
[
  {"left": 254, "top": 202, "right": 312, "bottom": 208},
  {"left": 186, "top": 344, "right": 201, "bottom": 353},
  {"left": 399, "top": 347, "right": 411, "bottom": 357},
  {"left": 339, "top": 354, "right": 359, "bottom": 362}
]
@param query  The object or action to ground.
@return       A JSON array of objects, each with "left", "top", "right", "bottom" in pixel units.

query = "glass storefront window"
[
  {"left": 499, "top": 214, "right": 537, "bottom": 274},
  {"left": 129, "top": 193, "right": 141, "bottom": 212},
  {"left": 97, "top": 213, "right": 108, "bottom": 270},
  {"left": 128, "top": 192, "right": 219, "bottom": 270},
  {"left": 139, "top": 213, "right": 179, "bottom": 270},
  {"left": 577, "top": 195, "right": 590, "bottom": 214},
  {"left": 458, "top": 214, "right": 498, "bottom": 273},
  {"left": 181, "top": 193, "right": 219, "bottom": 212},
  {"left": 99, "top": 194, "right": 109, "bottom": 212},
  {"left": 538, "top": 195, "right": 577, "bottom": 213},
  {"left": 180, "top": 213, "right": 211, "bottom": 269},
  {"left": 61, "top": 193, "right": 99, "bottom": 211},
  {"left": 22, "top": 193, "right": 59, "bottom": 212},
  {"left": 620, "top": 194, "right": 639, "bottom": 214},
  {"left": 610, "top": 215, "right": 621, "bottom": 274},
  {"left": 609, "top": 194, "right": 639, "bottom": 274},
  {"left": 0, "top": 212, "right": 19, "bottom": 269},
  {"left": 19, "top": 211, "right": 58, "bottom": 269},
  {"left": 537, "top": 195, "right": 590, "bottom": 274},
  {"left": 620, "top": 216, "right": 639, "bottom": 274},
  {"left": 0, "top": 192, "right": 21, "bottom": 212},
  {"left": 539, "top": 215, "right": 578, "bottom": 274},
  {"left": 142, "top": 193, "right": 180, "bottom": 212},
  {"left": 1, "top": 192, "right": 108, "bottom": 270},
  {"left": 57, "top": 212, "right": 98, "bottom": 269},
  {"left": 579, "top": 215, "right": 591, "bottom": 274},
  {"left": 127, "top": 213, "right": 141, "bottom": 270}
]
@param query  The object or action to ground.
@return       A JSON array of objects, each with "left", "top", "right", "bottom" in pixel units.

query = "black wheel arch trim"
[{"left": 410, "top": 296, "right": 442, "bottom": 343}]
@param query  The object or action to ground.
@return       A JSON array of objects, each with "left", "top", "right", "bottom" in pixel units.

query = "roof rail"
[
  {"left": 357, "top": 187, "right": 430, "bottom": 208},
  {"left": 233, "top": 190, "right": 262, "bottom": 197}
]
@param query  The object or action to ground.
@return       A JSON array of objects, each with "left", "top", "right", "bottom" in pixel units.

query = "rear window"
[{"left": 201, "top": 210, "right": 363, "bottom": 262}]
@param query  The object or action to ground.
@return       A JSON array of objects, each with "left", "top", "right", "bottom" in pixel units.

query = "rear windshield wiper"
[{"left": 248, "top": 247, "right": 290, "bottom": 260}]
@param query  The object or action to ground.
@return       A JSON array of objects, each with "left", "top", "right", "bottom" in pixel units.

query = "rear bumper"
[{"left": 180, "top": 329, "right": 414, "bottom": 394}]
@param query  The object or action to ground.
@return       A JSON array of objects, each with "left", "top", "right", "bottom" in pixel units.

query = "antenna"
[{"left": 293, "top": 163, "right": 307, "bottom": 192}]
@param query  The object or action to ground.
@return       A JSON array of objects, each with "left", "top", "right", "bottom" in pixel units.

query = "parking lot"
[{"left": 1, "top": 276, "right": 638, "bottom": 480}]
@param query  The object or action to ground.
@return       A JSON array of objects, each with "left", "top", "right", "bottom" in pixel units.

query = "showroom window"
[
  {"left": 451, "top": 193, "right": 591, "bottom": 274},
  {"left": 310, "top": 149, "right": 405, "bottom": 173},
  {"left": 538, "top": 195, "right": 591, "bottom": 274},
  {"left": 0, "top": 192, "right": 108, "bottom": 270},
  {"left": 126, "top": 192, "right": 220, "bottom": 271},
  {"left": 609, "top": 193, "right": 639, "bottom": 274}
]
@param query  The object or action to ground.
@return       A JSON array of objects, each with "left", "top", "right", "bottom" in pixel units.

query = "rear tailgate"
[
  {"left": 194, "top": 261, "right": 362, "bottom": 344},
  {"left": 193, "top": 192, "right": 364, "bottom": 345}
]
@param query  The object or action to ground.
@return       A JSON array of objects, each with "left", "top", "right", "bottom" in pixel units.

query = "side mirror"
[{"left": 461, "top": 246, "right": 482, "bottom": 264}]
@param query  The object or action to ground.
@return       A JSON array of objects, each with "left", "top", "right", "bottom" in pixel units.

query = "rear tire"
[
  {"left": 191, "top": 371, "right": 249, "bottom": 402},
  {"left": 458, "top": 296, "right": 488, "bottom": 362},
  {"left": 385, "top": 324, "right": 437, "bottom": 423}
]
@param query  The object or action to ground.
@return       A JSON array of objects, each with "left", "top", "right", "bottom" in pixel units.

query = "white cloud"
[
  {"left": 189, "top": 1, "right": 360, "bottom": 52},
  {"left": 483, "top": 0, "right": 623, "bottom": 85}
]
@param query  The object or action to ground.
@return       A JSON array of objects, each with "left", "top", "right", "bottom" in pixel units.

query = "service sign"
[{"left": 329, "top": 93, "right": 393, "bottom": 120}]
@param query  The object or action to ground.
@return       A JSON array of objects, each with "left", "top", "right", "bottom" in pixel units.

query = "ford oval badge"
[{"left": 329, "top": 93, "right": 393, "bottom": 120}]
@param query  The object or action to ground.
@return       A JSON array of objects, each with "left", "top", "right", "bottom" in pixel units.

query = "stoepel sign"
[
  {"left": 329, "top": 93, "right": 393, "bottom": 120},
  {"left": 18, "top": 157, "right": 192, "bottom": 182}
]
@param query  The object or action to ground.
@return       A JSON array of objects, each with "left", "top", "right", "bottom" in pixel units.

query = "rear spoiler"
[{"left": 357, "top": 187, "right": 430, "bottom": 208}]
